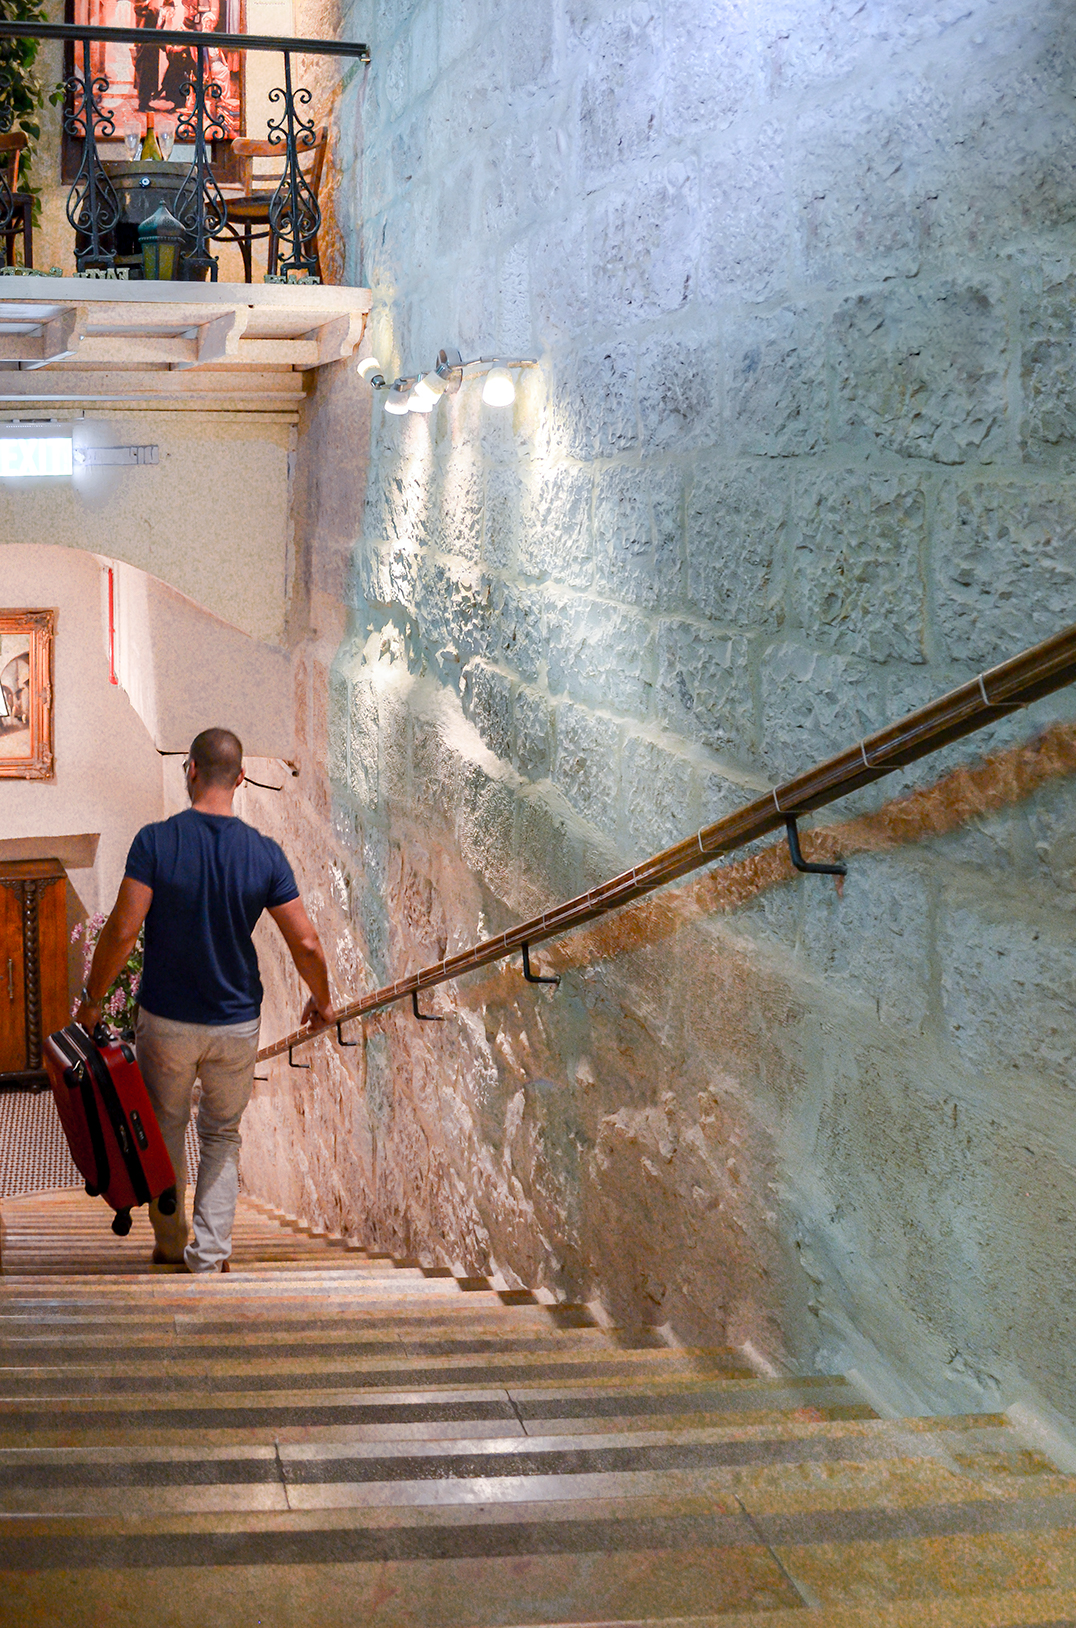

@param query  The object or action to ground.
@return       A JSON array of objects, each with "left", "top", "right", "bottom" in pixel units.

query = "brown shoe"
[{"left": 221, "top": 1260, "right": 230, "bottom": 1273}]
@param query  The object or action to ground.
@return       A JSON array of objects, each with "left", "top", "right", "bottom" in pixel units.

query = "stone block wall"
[{"left": 241, "top": 0, "right": 1076, "bottom": 1427}]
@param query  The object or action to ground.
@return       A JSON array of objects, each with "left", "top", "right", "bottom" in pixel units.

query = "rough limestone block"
[
  {"left": 929, "top": 25, "right": 1076, "bottom": 261},
  {"left": 935, "top": 479, "right": 1076, "bottom": 665},
  {"left": 551, "top": 699, "right": 622, "bottom": 827},
  {"left": 800, "top": 854, "right": 933, "bottom": 1034},
  {"left": 482, "top": 127, "right": 566, "bottom": 242},
  {"left": 637, "top": 333, "right": 722, "bottom": 450},
  {"left": 384, "top": 455, "right": 432, "bottom": 556},
  {"left": 686, "top": 461, "right": 788, "bottom": 632},
  {"left": 792, "top": 471, "right": 928, "bottom": 663},
  {"left": 483, "top": 465, "right": 521, "bottom": 573},
  {"left": 513, "top": 682, "right": 552, "bottom": 779},
  {"left": 832, "top": 280, "right": 1010, "bottom": 464},
  {"left": 1023, "top": 777, "right": 1076, "bottom": 907},
  {"left": 488, "top": 580, "right": 546, "bottom": 684},
  {"left": 544, "top": 592, "right": 655, "bottom": 716},
  {"left": 552, "top": 342, "right": 638, "bottom": 459},
  {"left": 696, "top": 766, "right": 753, "bottom": 833},
  {"left": 592, "top": 461, "right": 683, "bottom": 609},
  {"left": 391, "top": 110, "right": 427, "bottom": 198},
  {"left": 532, "top": 215, "right": 591, "bottom": 340},
  {"left": 620, "top": 734, "right": 697, "bottom": 858},
  {"left": 940, "top": 905, "right": 1076, "bottom": 1087},
  {"left": 759, "top": 640, "right": 887, "bottom": 783},
  {"left": 328, "top": 668, "right": 349, "bottom": 791},
  {"left": 700, "top": 120, "right": 790, "bottom": 306},
  {"left": 382, "top": 29, "right": 410, "bottom": 118},
  {"left": 345, "top": 672, "right": 379, "bottom": 808},
  {"left": 759, "top": 0, "right": 878, "bottom": 97},
  {"left": 455, "top": 757, "right": 519, "bottom": 898},
  {"left": 592, "top": 164, "right": 699, "bottom": 328},
  {"left": 408, "top": 2, "right": 438, "bottom": 97},
  {"left": 517, "top": 461, "right": 595, "bottom": 590},
  {"left": 726, "top": 306, "right": 828, "bottom": 457},
  {"left": 578, "top": 10, "right": 661, "bottom": 182},
  {"left": 794, "top": 82, "right": 926, "bottom": 287},
  {"left": 461, "top": 658, "right": 513, "bottom": 761},
  {"left": 438, "top": 0, "right": 485, "bottom": 66},
  {"left": 656, "top": 619, "right": 756, "bottom": 761},
  {"left": 662, "top": 0, "right": 758, "bottom": 139},
  {"left": 430, "top": 449, "right": 484, "bottom": 563},
  {"left": 1020, "top": 271, "right": 1076, "bottom": 469}
]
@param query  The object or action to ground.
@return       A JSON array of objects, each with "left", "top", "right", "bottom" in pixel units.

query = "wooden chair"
[
  {"left": 0, "top": 134, "right": 33, "bottom": 271},
  {"left": 220, "top": 126, "right": 327, "bottom": 282}
]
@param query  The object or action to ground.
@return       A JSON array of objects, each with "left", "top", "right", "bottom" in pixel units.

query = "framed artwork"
[
  {"left": 0, "top": 610, "right": 55, "bottom": 781},
  {"left": 63, "top": 0, "right": 245, "bottom": 181}
]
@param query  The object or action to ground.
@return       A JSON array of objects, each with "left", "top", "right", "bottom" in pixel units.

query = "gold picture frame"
[{"left": 0, "top": 610, "right": 55, "bottom": 781}]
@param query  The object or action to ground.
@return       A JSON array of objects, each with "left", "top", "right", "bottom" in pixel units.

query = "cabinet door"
[
  {"left": 0, "top": 885, "right": 25, "bottom": 1073},
  {"left": 37, "top": 877, "right": 70, "bottom": 1045}
]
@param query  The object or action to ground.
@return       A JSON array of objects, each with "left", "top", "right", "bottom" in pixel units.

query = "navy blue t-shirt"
[{"left": 125, "top": 808, "right": 299, "bottom": 1025}]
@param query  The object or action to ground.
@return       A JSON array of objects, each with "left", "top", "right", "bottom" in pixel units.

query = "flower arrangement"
[{"left": 70, "top": 913, "right": 144, "bottom": 1032}]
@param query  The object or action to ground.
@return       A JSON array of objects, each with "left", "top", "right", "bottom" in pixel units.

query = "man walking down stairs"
[{"left": 0, "top": 1189, "right": 1074, "bottom": 1626}]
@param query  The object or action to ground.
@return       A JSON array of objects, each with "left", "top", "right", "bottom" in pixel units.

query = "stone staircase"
[{"left": 0, "top": 1190, "right": 1073, "bottom": 1626}]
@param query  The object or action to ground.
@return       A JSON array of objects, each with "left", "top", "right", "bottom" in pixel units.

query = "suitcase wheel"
[
  {"left": 84, "top": 1181, "right": 100, "bottom": 1199},
  {"left": 157, "top": 1186, "right": 178, "bottom": 1217},
  {"left": 111, "top": 1209, "right": 132, "bottom": 1237}
]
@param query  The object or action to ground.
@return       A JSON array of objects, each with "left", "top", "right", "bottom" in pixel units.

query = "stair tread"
[{"left": 0, "top": 1191, "right": 1067, "bottom": 1624}]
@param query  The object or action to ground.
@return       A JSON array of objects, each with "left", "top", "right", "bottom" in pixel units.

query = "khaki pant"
[{"left": 135, "top": 1008, "right": 260, "bottom": 1272}]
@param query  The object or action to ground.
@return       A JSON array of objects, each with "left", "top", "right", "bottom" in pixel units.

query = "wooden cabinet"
[{"left": 0, "top": 860, "right": 69, "bottom": 1085}]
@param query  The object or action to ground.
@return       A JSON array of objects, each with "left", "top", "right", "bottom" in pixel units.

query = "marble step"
[
  {"left": 0, "top": 1416, "right": 1054, "bottom": 1512},
  {"left": 2, "top": 1475, "right": 1075, "bottom": 1623}
]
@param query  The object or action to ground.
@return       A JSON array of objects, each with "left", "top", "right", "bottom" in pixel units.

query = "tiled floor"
[
  {"left": 0, "top": 1189, "right": 1073, "bottom": 1626},
  {"left": 0, "top": 1086, "right": 198, "bottom": 1199}
]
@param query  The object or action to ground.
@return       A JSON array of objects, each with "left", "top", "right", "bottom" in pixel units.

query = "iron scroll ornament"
[
  {"left": 62, "top": 42, "right": 119, "bottom": 271},
  {"left": 0, "top": 73, "right": 16, "bottom": 244},
  {"left": 266, "top": 52, "right": 320, "bottom": 279},
  {"left": 174, "top": 43, "right": 230, "bottom": 280}
]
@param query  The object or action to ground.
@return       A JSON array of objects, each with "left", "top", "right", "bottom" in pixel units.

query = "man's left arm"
[{"left": 75, "top": 877, "right": 153, "bottom": 1029}]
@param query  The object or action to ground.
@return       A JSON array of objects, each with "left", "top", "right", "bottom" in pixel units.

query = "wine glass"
[
  {"left": 122, "top": 115, "right": 141, "bottom": 161},
  {"left": 156, "top": 113, "right": 176, "bottom": 160}
]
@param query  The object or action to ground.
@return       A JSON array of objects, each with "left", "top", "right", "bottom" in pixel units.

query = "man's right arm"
[{"left": 267, "top": 898, "right": 333, "bottom": 1028}]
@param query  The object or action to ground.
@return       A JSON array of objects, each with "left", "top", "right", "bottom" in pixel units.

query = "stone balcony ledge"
[{"left": 0, "top": 277, "right": 372, "bottom": 414}]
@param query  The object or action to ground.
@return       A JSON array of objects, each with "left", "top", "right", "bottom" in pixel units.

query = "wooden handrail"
[{"left": 258, "top": 622, "right": 1076, "bottom": 1063}]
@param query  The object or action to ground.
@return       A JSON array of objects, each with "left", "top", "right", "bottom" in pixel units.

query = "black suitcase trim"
[{"left": 51, "top": 1029, "right": 113, "bottom": 1196}]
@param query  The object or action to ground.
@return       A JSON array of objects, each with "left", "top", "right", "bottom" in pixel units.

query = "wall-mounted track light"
[{"left": 357, "top": 347, "right": 536, "bottom": 414}]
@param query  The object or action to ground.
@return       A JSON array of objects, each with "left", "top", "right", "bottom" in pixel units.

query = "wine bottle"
[{"left": 140, "top": 114, "right": 163, "bottom": 163}]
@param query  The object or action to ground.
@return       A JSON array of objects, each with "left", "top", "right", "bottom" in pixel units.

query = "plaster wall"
[
  {"left": 0, "top": 413, "right": 294, "bottom": 644},
  {"left": 109, "top": 560, "right": 296, "bottom": 759},
  {"left": 241, "top": 0, "right": 1076, "bottom": 1428},
  {"left": 0, "top": 544, "right": 164, "bottom": 933}
]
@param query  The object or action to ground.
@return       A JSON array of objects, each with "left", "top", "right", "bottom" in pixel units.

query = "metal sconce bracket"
[
  {"left": 784, "top": 816, "right": 846, "bottom": 877},
  {"left": 288, "top": 1044, "right": 311, "bottom": 1069},
  {"left": 336, "top": 1019, "right": 359, "bottom": 1047}
]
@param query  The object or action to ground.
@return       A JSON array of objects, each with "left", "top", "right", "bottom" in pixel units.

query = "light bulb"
[
  {"left": 357, "top": 356, "right": 386, "bottom": 387},
  {"left": 409, "top": 371, "right": 445, "bottom": 412},
  {"left": 384, "top": 378, "right": 412, "bottom": 414},
  {"left": 481, "top": 366, "right": 515, "bottom": 407}
]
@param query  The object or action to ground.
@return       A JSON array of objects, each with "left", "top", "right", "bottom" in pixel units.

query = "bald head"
[{"left": 189, "top": 728, "right": 243, "bottom": 790}]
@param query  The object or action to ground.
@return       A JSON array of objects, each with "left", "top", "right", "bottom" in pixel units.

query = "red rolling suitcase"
[{"left": 43, "top": 1023, "right": 177, "bottom": 1236}]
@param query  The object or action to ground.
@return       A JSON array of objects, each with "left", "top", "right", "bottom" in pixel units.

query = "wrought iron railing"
[
  {"left": 259, "top": 622, "right": 1076, "bottom": 1063},
  {"left": 0, "top": 19, "right": 369, "bottom": 281}
]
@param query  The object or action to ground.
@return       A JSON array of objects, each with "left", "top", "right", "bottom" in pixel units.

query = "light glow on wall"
[{"left": 0, "top": 437, "right": 73, "bottom": 477}]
